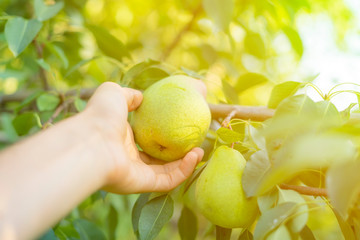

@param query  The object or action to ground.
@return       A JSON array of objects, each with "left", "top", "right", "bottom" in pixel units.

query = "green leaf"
[
  {"left": 5, "top": 17, "right": 43, "bottom": 57},
  {"left": 178, "top": 206, "right": 198, "bottom": 240},
  {"left": 1, "top": 113, "right": 18, "bottom": 142},
  {"left": 54, "top": 220, "right": 80, "bottom": 240},
  {"left": 327, "top": 160, "right": 360, "bottom": 219},
  {"left": 216, "top": 127, "right": 243, "bottom": 144},
  {"left": 73, "top": 219, "right": 106, "bottom": 240},
  {"left": 216, "top": 225, "right": 232, "bottom": 240},
  {"left": 255, "top": 133, "right": 356, "bottom": 196},
  {"left": 331, "top": 207, "right": 356, "bottom": 240},
  {"left": 12, "top": 112, "right": 41, "bottom": 136},
  {"left": 222, "top": 79, "right": 239, "bottom": 104},
  {"left": 262, "top": 96, "right": 319, "bottom": 146},
  {"left": 74, "top": 98, "right": 87, "bottom": 112},
  {"left": 230, "top": 121, "right": 246, "bottom": 136},
  {"left": 273, "top": 94, "right": 317, "bottom": 118},
  {"left": 138, "top": 194, "right": 174, "bottom": 240},
  {"left": 87, "top": 25, "right": 131, "bottom": 62},
  {"left": 298, "top": 171, "right": 325, "bottom": 188},
  {"left": 238, "top": 229, "right": 253, "bottom": 240},
  {"left": 266, "top": 225, "right": 291, "bottom": 240},
  {"left": 183, "top": 161, "right": 208, "bottom": 194},
  {"left": 180, "top": 67, "right": 204, "bottom": 80},
  {"left": 316, "top": 101, "right": 342, "bottom": 128},
  {"left": 0, "top": 69, "right": 27, "bottom": 79},
  {"left": 65, "top": 56, "right": 100, "bottom": 77},
  {"left": 38, "top": 228, "right": 58, "bottom": 240},
  {"left": 36, "top": 93, "right": 60, "bottom": 111},
  {"left": 132, "top": 193, "right": 151, "bottom": 236},
  {"left": 45, "top": 43, "right": 69, "bottom": 69},
  {"left": 244, "top": 32, "right": 266, "bottom": 59},
  {"left": 36, "top": 58, "right": 51, "bottom": 71},
  {"left": 133, "top": 67, "right": 169, "bottom": 90},
  {"left": 340, "top": 103, "right": 356, "bottom": 123},
  {"left": 107, "top": 205, "right": 118, "bottom": 240},
  {"left": 242, "top": 150, "right": 271, "bottom": 197},
  {"left": 248, "top": 124, "right": 266, "bottom": 149},
  {"left": 235, "top": 73, "right": 269, "bottom": 93},
  {"left": 278, "top": 189, "right": 308, "bottom": 233},
  {"left": 257, "top": 190, "right": 278, "bottom": 213},
  {"left": 90, "top": 190, "right": 107, "bottom": 202},
  {"left": 14, "top": 91, "right": 44, "bottom": 113},
  {"left": 268, "top": 81, "right": 303, "bottom": 109},
  {"left": 34, "top": 0, "right": 64, "bottom": 21},
  {"left": 299, "top": 225, "right": 316, "bottom": 240},
  {"left": 282, "top": 26, "right": 303, "bottom": 57},
  {"left": 353, "top": 218, "right": 360, "bottom": 240},
  {"left": 122, "top": 59, "right": 160, "bottom": 85},
  {"left": 203, "top": 0, "right": 234, "bottom": 31},
  {"left": 253, "top": 202, "right": 297, "bottom": 240}
]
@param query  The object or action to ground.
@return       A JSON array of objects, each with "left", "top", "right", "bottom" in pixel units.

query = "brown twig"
[
  {"left": 161, "top": 4, "right": 202, "bottom": 60},
  {"left": 33, "top": 39, "right": 50, "bottom": 90},
  {"left": 279, "top": 183, "right": 327, "bottom": 197},
  {"left": 221, "top": 110, "right": 237, "bottom": 128},
  {"left": 221, "top": 110, "right": 237, "bottom": 148},
  {"left": 42, "top": 100, "right": 72, "bottom": 129}
]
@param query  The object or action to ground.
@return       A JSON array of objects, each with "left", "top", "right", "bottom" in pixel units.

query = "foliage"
[{"left": 1, "top": 0, "right": 360, "bottom": 239}]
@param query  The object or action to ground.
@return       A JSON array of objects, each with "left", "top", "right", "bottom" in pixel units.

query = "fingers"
[
  {"left": 180, "top": 76, "right": 207, "bottom": 99},
  {"left": 189, "top": 147, "right": 204, "bottom": 163},
  {"left": 139, "top": 152, "right": 169, "bottom": 165},
  {"left": 88, "top": 83, "right": 142, "bottom": 112},
  {"left": 146, "top": 148, "right": 204, "bottom": 192},
  {"left": 121, "top": 87, "right": 143, "bottom": 112},
  {"left": 192, "top": 80, "right": 207, "bottom": 99}
]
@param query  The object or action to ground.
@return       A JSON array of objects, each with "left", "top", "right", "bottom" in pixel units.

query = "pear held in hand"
[
  {"left": 195, "top": 146, "right": 258, "bottom": 228},
  {"left": 131, "top": 75, "right": 211, "bottom": 161}
]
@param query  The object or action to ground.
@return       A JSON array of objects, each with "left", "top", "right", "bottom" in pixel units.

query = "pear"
[
  {"left": 195, "top": 146, "right": 258, "bottom": 228},
  {"left": 131, "top": 75, "right": 211, "bottom": 161}
]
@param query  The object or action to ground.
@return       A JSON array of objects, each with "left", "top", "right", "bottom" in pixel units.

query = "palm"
[{"left": 104, "top": 122, "right": 203, "bottom": 194}]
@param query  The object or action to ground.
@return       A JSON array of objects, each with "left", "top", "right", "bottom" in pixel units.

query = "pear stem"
[
  {"left": 221, "top": 110, "right": 237, "bottom": 148},
  {"left": 279, "top": 183, "right": 327, "bottom": 197},
  {"left": 221, "top": 110, "right": 237, "bottom": 128}
]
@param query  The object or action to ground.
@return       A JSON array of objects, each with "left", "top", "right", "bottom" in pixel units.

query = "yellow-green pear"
[
  {"left": 131, "top": 75, "right": 211, "bottom": 161},
  {"left": 195, "top": 146, "right": 258, "bottom": 228}
]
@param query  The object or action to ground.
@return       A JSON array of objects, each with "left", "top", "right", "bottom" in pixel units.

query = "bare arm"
[{"left": 0, "top": 82, "right": 204, "bottom": 240}]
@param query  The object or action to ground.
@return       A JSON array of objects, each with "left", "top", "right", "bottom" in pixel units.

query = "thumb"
[{"left": 121, "top": 88, "right": 143, "bottom": 112}]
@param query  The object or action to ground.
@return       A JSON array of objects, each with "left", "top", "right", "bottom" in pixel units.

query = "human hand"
[{"left": 84, "top": 82, "right": 204, "bottom": 194}]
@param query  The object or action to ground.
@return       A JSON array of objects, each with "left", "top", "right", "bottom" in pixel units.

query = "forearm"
[{"left": 0, "top": 111, "right": 111, "bottom": 240}]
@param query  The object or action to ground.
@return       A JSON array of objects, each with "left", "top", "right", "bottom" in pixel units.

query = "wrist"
[{"left": 77, "top": 109, "right": 124, "bottom": 188}]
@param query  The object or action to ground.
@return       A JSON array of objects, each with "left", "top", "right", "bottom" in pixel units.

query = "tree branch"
[
  {"left": 33, "top": 39, "right": 50, "bottom": 90},
  {"left": 210, "top": 103, "right": 275, "bottom": 121},
  {"left": 279, "top": 183, "right": 327, "bottom": 197},
  {"left": 42, "top": 100, "right": 72, "bottom": 129},
  {"left": 161, "top": 4, "right": 202, "bottom": 61},
  {"left": 0, "top": 88, "right": 95, "bottom": 105},
  {"left": 2, "top": 89, "right": 360, "bottom": 123}
]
